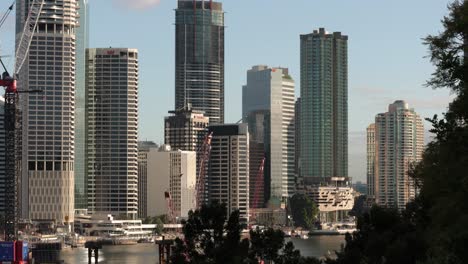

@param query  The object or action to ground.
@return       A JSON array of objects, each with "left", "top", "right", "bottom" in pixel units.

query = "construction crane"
[
  {"left": 164, "top": 191, "right": 175, "bottom": 224},
  {"left": 251, "top": 157, "right": 265, "bottom": 209},
  {"left": 250, "top": 157, "right": 265, "bottom": 222},
  {"left": 196, "top": 132, "right": 213, "bottom": 209},
  {"left": 0, "top": 0, "right": 44, "bottom": 241}
]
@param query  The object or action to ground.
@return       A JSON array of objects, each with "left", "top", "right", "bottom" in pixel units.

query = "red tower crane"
[
  {"left": 164, "top": 191, "right": 175, "bottom": 224},
  {"left": 249, "top": 157, "right": 265, "bottom": 225},
  {"left": 196, "top": 132, "right": 213, "bottom": 209},
  {"left": 251, "top": 157, "right": 265, "bottom": 209},
  {"left": 0, "top": 0, "right": 44, "bottom": 241}
]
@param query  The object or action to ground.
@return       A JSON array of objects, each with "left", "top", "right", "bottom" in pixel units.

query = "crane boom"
[
  {"left": 251, "top": 157, "right": 265, "bottom": 209},
  {"left": 196, "top": 132, "right": 213, "bottom": 209},
  {"left": 14, "top": 0, "right": 44, "bottom": 76}
]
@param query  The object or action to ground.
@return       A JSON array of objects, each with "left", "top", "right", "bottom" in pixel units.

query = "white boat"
[{"left": 309, "top": 221, "right": 356, "bottom": 236}]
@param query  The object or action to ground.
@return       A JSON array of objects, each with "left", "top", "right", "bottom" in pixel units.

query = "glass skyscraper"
[
  {"left": 75, "top": 0, "right": 89, "bottom": 210},
  {"left": 300, "top": 28, "right": 348, "bottom": 182},
  {"left": 175, "top": 0, "right": 225, "bottom": 124},
  {"left": 242, "top": 66, "right": 296, "bottom": 200}
]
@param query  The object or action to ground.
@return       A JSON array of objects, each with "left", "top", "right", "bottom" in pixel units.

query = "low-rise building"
[{"left": 298, "top": 177, "right": 354, "bottom": 223}]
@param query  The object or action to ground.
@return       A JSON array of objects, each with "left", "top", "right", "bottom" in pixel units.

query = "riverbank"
[{"left": 60, "top": 236, "right": 345, "bottom": 263}]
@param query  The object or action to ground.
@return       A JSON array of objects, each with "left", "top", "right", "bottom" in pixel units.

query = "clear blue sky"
[{"left": 0, "top": 0, "right": 454, "bottom": 182}]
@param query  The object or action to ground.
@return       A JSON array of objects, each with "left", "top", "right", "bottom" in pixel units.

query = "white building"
[
  {"left": 137, "top": 141, "right": 158, "bottom": 219},
  {"left": 242, "top": 65, "right": 296, "bottom": 200},
  {"left": 86, "top": 48, "right": 139, "bottom": 218},
  {"left": 17, "top": 0, "right": 78, "bottom": 224},
  {"left": 300, "top": 177, "right": 354, "bottom": 223},
  {"left": 372, "top": 100, "right": 424, "bottom": 210},
  {"left": 146, "top": 145, "right": 196, "bottom": 219},
  {"left": 208, "top": 124, "right": 250, "bottom": 223}
]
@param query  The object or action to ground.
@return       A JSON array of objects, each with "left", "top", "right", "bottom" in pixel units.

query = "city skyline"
[{"left": 0, "top": 1, "right": 453, "bottom": 183}]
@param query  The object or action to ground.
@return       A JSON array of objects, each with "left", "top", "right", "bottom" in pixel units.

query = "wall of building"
[
  {"left": 300, "top": 28, "right": 348, "bottom": 181},
  {"left": 18, "top": 0, "right": 78, "bottom": 223},
  {"left": 147, "top": 148, "right": 196, "bottom": 218},
  {"left": 86, "top": 48, "right": 139, "bottom": 218},
  {"left": 374, "top": 101, "right": 424, "bottom": 210},
  {"left": 208, "top": 124, "right": 250, "bottom": 223}
]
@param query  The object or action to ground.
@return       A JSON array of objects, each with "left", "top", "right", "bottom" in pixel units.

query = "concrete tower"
[
  {"left": 374, "top": 100, "right": 424, "bottom": 210},
  {"left": 207, "top": 124, "right": 250, "bottom": 223},
  {"left": 17, "top": 0, "right": 78, "bottom": 224},
  {"left": 85, "top": 48, "right": 139, "bottom": 218}
]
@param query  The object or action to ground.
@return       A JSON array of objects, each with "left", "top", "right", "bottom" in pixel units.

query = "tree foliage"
[
  {"left": 170, "top": 202, "right": 321, "bottom": 264},
  {"left": 330, "top": 1, "right": 468, "bottom": 263},
  {"left": 289, "top": 194, "right": 318, "bottom": 230}
]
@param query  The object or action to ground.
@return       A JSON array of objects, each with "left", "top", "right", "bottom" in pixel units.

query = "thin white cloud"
[{"left": 113, "top": 0, "right": 161, "bottom": 10}]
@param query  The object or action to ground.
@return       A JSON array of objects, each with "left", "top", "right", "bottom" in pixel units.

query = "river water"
[{"left": 60, "top": 236, "right": 345, "bottom": 263}]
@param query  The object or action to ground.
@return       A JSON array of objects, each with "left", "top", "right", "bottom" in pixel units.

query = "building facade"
[
  {"left": 300, "top": 28, "right": 348, "bottom": 182},
  {"left": 75, "top": 0, "right": 90, "bottom": 210},
  {"left": 164, "top": 105, "right": 209, "bottom": 152},
  {"left": 366, "top": 124, "right": 376, "bottom": 198},
  {"left": 85, "top": 48, "right": 139, "bottom": 218},
  {"left": 175, "top": 0, "right": 225, "bottom": 124},
  {"left": 137, "top": 141, "right": 158, "bottom": 219},
  {"left": 373, "top": 100, "right": 424, "bottom": 210},
  {"left": 17, "top": 0, "right": 78, "bottom": 223},
  {"left": 147, "top": 146, "right": 196, "bottom": 218},
  {"left": 245, "top": 110, "right": 267, "bottom": 208},
  {"left": 242, "top": 65, "right": 295, "bottom": 200},
  {"left": 207, "top": 124, "right": 249, "bottom": 223},
  {"left": 299, "top": 177, "right": 354, "bottom": 223},
  {"left": 295, "top": 98, "right": 301, "bottom": 184}
]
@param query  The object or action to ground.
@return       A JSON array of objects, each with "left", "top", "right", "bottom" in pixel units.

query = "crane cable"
[{"left": 0, "top": 1, "right": 15, "bottom": 30}]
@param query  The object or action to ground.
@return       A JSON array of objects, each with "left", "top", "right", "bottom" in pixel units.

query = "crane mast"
[
  {"left": 0, "top": 0, "right": 44, "bottom": 241},
  {"left": 250, "top": 157, "right": 265, "bottom": 222},
  {"left": 196, "top": 132, "right": 213, "bottom": 209}
]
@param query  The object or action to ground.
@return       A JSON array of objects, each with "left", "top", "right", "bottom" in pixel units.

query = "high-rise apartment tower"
[
  {"left": 175, "top": 0, "right": 225, "bottom": 124},
  {"left": 17, "top": 0, "right": 78, "bottom": 224},
  {"left": 300, "top": 28, "right": 348, "bottom": 182},
  {"left": 85, "top": 48, "right": 139, "bottom": 218},
  {"left": 371, "top": 101, "right": 424, "bottom": 210}
]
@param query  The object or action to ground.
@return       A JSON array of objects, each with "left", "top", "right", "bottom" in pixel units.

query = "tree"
[
  {"left": 171, "top": 202, "right": 321, "bottom": 264},
  {"left": 170, "top": 202, "right": 249, "bottom": 264},
  {"left": 329, "top": 1, "right": 468, "bottom": 263},
  {"left": 289, "top": 194, "right": 318, "bottom": 230},
  {"left": 249, "top": 227, "right": 285, "bottom": 263}
]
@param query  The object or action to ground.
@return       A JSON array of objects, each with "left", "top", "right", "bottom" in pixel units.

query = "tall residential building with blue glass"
[
  {"left": 75, "top": 0, "right": 89, "bottom": 210},
  {"left": 300, "top": 28, "right": 348, "bottom": 182},
  {"left": 175, "top": 0, "right": 225, "bottom": 124}
]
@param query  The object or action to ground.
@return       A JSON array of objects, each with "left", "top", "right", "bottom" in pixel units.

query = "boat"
[{"left": 309, "top": 221, "right": 356, "bottom": 236}]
